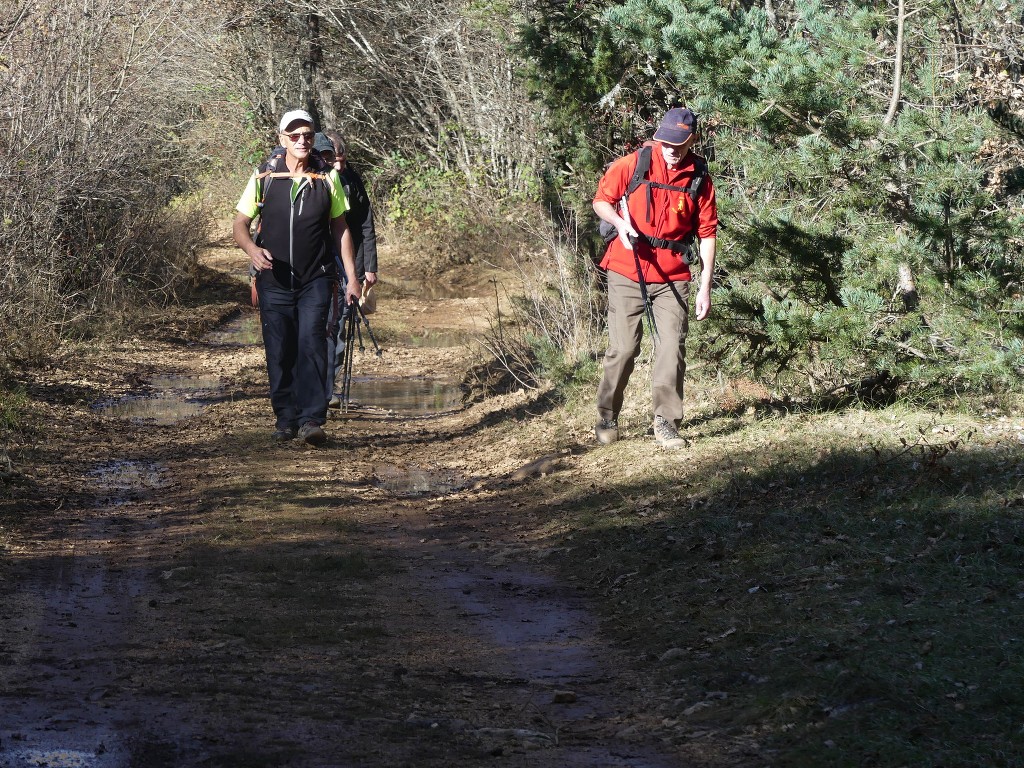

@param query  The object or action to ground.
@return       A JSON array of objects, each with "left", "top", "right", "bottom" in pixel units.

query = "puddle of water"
[
  {"left": 384, "top": 277, "right": 476, "bottom": 300},
  {"left": 97, "top": 375, "right": 224, "bottom": 425},
  {"left": 203, "top": 312, "right": 262, "bottom": 346},
  {"left": 412, "top": 554, "right": 687, "bottom": 765},
  {"left": 101, "top": 397, "right": 205, "bottom": 424},
  {"left": 346, "top": 376, "right": 462, "bottom": 415},
  {"left": 374, "top": 463, "right": 466, "bottom": 496},
  {"left": 9, "top": 749, "right": 99, "bottom": 767},
  {"left": 147, "top": 375, "right": 222, "bottom": 391},
  {"left": 87, "top": 460, "right": 167, "bottom": 507},
  {"left": 87, "top": 461, "right": 166, "bottom": 491},
  {"left": 440, "top": 565, "right": 597, "bottom": 682}
]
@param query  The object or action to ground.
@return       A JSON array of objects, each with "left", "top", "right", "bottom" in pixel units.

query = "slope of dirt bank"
[{"left": 0, "top": 241, "right": 754, "bottom": 767}]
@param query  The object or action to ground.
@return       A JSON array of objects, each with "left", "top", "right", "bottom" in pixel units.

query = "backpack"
[
  {"left": 254, "top": 147, "right": 335, "bottom": 239},
  {"left": 598, "top": 144, "right": 707, "bottom": 265},
  {"left": 249, "top": 148, "right": 337, "bottom": 307}
]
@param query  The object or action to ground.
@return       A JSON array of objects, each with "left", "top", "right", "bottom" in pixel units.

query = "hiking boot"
[
  {"left": 328, "top": 395, "right": 341, "bottom": 409},
  {"left": 272, "top": 426, "right": 296, "bottom": 443},
  {"left": 653, "top": 416, "right": 687, "bottom": 449},
  {"left": 595, "top": 418, "right": 619, "bottom": 445},
  {"left": 297, "top": 421, "right": 327, "bottom": 446}
]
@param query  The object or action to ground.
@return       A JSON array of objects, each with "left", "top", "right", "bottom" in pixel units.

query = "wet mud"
[{"left": 0, "top": 245, "right": 710, "bottom": 767}]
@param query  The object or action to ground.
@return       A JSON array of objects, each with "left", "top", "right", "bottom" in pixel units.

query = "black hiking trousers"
[{"left": 257, "top": 273, "right": 332, "bottom": 431}]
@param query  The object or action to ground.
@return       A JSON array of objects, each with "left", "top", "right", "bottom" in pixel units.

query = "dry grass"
[{"left": 521, "top": 383, "right": 1024, "bottom": 766}]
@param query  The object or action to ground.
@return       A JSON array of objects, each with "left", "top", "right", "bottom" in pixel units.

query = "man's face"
[
  {"left": 280, "top": 122, "right": 315, "bottom": 161},
  {"left": 660, "top": 135, "right": 695, "bottom": 169}
]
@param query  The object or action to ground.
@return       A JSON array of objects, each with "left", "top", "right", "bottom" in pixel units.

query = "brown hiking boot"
[
  {"left": 595, "top": 418, "right": 619, "bottom": 445},
  {"left": 653, "top": 416, "right": 687, "bottom": 449},
  {"left": 297, "top": 421, "right": 327, "bottom": 446},
  {"left": 271, "top": 426, "right": 296, "bottom": 442}
]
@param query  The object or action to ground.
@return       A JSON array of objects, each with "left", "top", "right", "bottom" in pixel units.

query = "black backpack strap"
[
  {"left": 637, "top": 232, "right": 695, "bottom": 264},
  {"left": 625, "top": 145, "right": 652, "bottom": 197},
  {"left": 623, "top": 146, "right": 655, "bottom": 224},
  {"left": 639, "top": 154, "right": 707, "bottom": 228},
  {"left": 626, "top": 146, "right": 707, "bottom": 224},
  {"left": 256, "top": 148, "right": 287, "bottom": 211},
  {"left": 616, "top": 147, "right": 706, "bottom": 265},
  {"left": 687, "top": 155, "right": 707, "bottom": 204},
  {"left": 252, "top": 149, "right": 287, "bottom": 248}
]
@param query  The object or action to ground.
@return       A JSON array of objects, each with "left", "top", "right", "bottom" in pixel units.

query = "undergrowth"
[{"left": 378, "top": 154, "right": 537, "bottom": 275}]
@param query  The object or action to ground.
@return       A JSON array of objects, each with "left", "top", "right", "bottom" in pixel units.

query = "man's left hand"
[
  {"left": 364, "top": 271, "right": 378, "bottom": 287},
  {"left": 695, "top": 285, "right": 712, "bottom": 321}
]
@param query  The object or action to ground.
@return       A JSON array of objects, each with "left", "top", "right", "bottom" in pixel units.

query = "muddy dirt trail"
[{"left": 0, "top": 243, "right": 743, "bottom": 767}]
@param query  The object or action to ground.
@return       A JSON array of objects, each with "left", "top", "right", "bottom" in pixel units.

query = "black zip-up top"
[
  {"left": 340, "top": 165, "right": 378, "bottom": 281},
  {"left": 258, "top": 155, "right": 338, "bottom": 290}
]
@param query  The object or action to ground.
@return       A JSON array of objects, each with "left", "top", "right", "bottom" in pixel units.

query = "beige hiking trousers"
[{"left": 596, "top": 270, "right": 690, "bottom": 425}]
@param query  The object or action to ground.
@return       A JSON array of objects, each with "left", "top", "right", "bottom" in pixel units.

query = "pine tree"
[{"left": 591, "top": 0, "right": 1024, "bottom": 397}]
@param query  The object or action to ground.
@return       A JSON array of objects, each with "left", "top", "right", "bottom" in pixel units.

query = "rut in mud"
[{"left": 0, "top": 244, "right": 749, "bottom": 767}]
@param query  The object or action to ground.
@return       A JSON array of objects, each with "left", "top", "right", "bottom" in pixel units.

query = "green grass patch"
[{"left": 0, "top": 386, "right": 28, "bottom": 431}]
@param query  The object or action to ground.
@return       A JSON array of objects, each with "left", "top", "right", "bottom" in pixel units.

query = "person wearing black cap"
[
  {"left": 317, "top": 130, "right": 380, "bottom": 409},
  {"left": 592, "top": 107, "right": 718, "bottom": 449},
  {"left": 233, "top": 109, "right": 361, "bottom": 446}
]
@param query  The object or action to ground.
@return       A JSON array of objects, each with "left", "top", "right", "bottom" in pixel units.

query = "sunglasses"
[{"left": 284, "top": 131, "right": 315, "bottom": 144}]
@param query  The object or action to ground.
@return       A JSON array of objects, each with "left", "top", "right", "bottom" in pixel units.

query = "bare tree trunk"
[
  {"left": 317, "top": 77, "right": 336, "bottom": 130},
  {"left": 898, "top": 263, "right": 919, "bottom": 310},
  {"left": 881, "top": 0, "right": 907, "bottom": 129},
  {"left": 267, "top": 44, "right": 279, "bottom": 119},
  {"left": 301, "top": 11, "right": 322, "bottom": 127}
]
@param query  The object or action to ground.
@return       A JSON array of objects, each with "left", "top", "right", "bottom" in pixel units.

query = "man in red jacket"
[{"left": 592, "top": 107, "right": 718, "bottom": 449}]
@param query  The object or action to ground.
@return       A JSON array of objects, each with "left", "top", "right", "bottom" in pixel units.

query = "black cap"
[
  {"left": 653, "top": 108, "right": 697, "bottom": 145},
  {"left": 313, "top": 132, "right": 335, "bottom": 155}
]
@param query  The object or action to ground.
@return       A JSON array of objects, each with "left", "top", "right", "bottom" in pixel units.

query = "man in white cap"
[
  {"left": 592, "top": 107, "right": 718, "bottom": 449},
  {"left": 233, "top": 109, "right": 360, "bottom": 445}
]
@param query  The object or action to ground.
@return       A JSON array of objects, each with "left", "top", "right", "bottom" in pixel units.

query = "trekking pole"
[
  {"left": 341, "top": 302, "right": 358, "bottom": 413},
  {"left": 620, "top": 199, "right": 658, "bottom": 342},
  {"left": 356, "top": 302, "right": 383, "bottom": 357},
  {"left": 631, "top": 246, "right": 658, "bottom": 342},
  {"left": 339, "top": 311, "right": 350, "bottom": 413}
]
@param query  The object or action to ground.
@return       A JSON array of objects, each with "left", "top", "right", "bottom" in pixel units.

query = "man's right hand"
[
  {"left": 594, "top": 199, "right": 637, "bottom": 250},
  {"left": 618, "top": 222, "right": 639, "bottom": 250},
  {"left": 250, "top": 248, "right": 273, "bottom": 271},
  {"left": 345, "top": 280, "right": 362, "bottom": 305}
]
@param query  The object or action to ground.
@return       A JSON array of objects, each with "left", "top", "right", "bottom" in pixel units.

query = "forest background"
[{"left": 1, "top": 0, "right": 1022, "bottom": 402}]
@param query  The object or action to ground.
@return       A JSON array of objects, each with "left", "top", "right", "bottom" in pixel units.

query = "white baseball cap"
[{"left": 278, "top": 109, "right": 315, "bottom": 132}]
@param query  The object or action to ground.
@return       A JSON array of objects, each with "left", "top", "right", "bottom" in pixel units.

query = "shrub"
[
  {"left": 0, "top": 0, "right": 219, "bottom": 367},
  {"left": 475, "top": 204, "right": 606, "bottom": 394},
  {"left": 378, "top": 153, "right": 542, "bottom": 275}
]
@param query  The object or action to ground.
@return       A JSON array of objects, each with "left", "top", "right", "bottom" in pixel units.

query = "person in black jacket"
[
  {"left": 319, "top": 130, "right": 380, "bottom": 408},
  {"left": 233, "top": 110, "right": 360, "bottom": 445}
]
